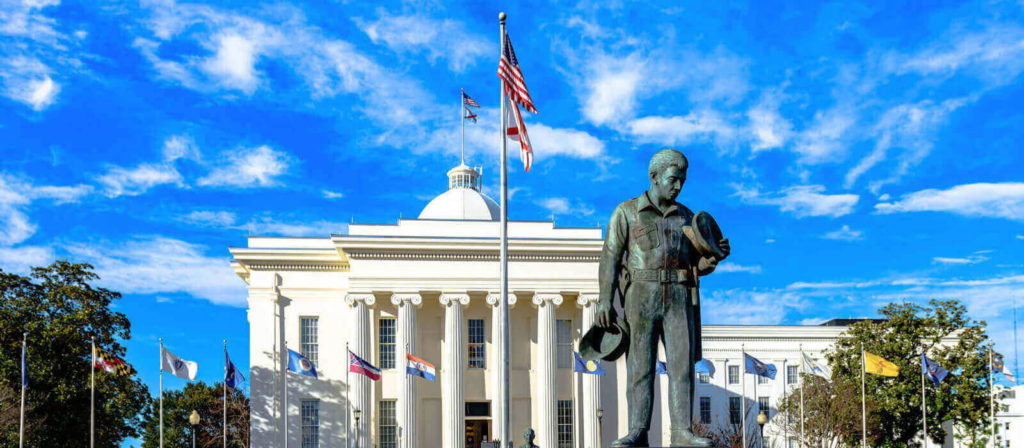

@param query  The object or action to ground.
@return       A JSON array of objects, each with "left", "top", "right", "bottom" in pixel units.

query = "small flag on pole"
[
  {"left": 993, "top": 353, "right": 1016, "bottom": 384},
  {"left": 94, "top": 347, "right": 133, "bottom": 376},
  {"left": 505, "top": 100, "right": 533, "bottom": 171},
  {"left": 225, "top": 351, "right": 245, "bottom": 388},
  {"left": 573, "top": 352, "right": 605, "bottom": 376},
  {"left": 498, "top": 32, "right": 536, "bottom": 172},
  {"left": 864, "top": 351, "right": 899, "bottom": 377},
  {"left": 463, "top": 91, "right": 480, "bottom": 108},
  {"left": 406, "top": 353, "right": 436, "bottom": 382},
  {"left": 161, "top": 346, "right": 198, "bottom": 380},
  {"left": 801, "top": 351, "right": 832, "bottom": 381},
  {"left": 656, "top": 361, "right": 667, "bottom": 375},
  {"left": 744, "top": 353, "right": 777, "bottom": 379},
  {"left": 349, "top": 350, "right": 381, "bottom": 381},
  {"left": 287, "top": 349, "right": 318, "bottom": 378},
  {"left": 922, "top": 353, "right": 948, "bottom": 387}
]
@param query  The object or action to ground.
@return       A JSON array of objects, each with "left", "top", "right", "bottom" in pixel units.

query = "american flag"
[
  {"left": 462, "top": 91, "right": 480, "bottom": 108},
  {"left": 498, "top": 33, "right": 536, "bottom": 114}
]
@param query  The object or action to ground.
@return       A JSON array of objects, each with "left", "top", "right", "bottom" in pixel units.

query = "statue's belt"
[{"left": 629, "top": 268, "right": 694, "bottom": 284}]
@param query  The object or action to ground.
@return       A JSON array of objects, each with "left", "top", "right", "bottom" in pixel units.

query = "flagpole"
[
  {"left": 347, "top": 342, "right": 351, "bottom": 448},
  {"left": 498, "top": 11, "right": 511, "bottom": 448},
  {"left": 19, "top": 332, "right": 26, "bottom": 448},
  {"left": 224, "top": 339, "right": 228, "bottom": 448},
  {"left": 990, "top": 348, "right": 995, "bottom": 448},
  {"left": 91, "top": 340, "right": 96, "bottom": 448},
  {"left": 285, "top": 340, "right": 289, "bottom": 448},
  {"left": 861, "top": 346, "right": 866, "bottom": 448},
  {"left": 461, "top": 87, "right": 466, "bottom": 166},
  {"left": 160, "top": 338, "right": 164, "bottom": 448},
  {"left": 742, "top": 344, "right": 747, "bottom": 448},
  {"left": 921, "top": 352, "right": 927, "bottom": 448},
  {"left": 799, "top": 345, "right": 804, "bottom": 448}
]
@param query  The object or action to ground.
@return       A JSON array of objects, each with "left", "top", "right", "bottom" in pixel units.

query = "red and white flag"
[
  {"left": 349, "top": 350, "right": 381, "bottom": 381},
  {"left": 93, "top": 346, "right": 132, "bottom": 376},
  {"left": 505, "top": 97, "right": 533, "bottom": 171},
  {"left": 498, "top": 32, "right": 536, "bottom": 171}
]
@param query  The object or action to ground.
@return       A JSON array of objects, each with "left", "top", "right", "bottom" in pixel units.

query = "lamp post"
[
  {"left": 757, "top": 411, "right": 768, "bottom": 448},
  {"left": 354, "top": 408, "right": 362, "bottom": 448},
  {"left": 596, "top": 408, "right": 604, "bottom": 444},
  {"left": 189, "top": 410, "right": 200, "bottom": 448}
]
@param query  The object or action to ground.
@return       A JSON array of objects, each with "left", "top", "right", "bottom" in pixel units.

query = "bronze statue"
[
  {"left": 519, "top": 428, "right": 538, "bottom": 448},
  {"left": 592, "top": 149, "right": 730, "bottom": 447}
]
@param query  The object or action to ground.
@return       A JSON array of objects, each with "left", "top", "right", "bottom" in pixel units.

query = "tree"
[
  {"left": 776, "top": 375, "right": 880, "bottom": 448},
  {"left": 140, "top": 381, "right": 250, "bottom": 448},
  {"left": 826, "top": 299, "right": 994, "bottom": 448},
  {"left": 0, "top": 261, "right": 151, "bottom": 447}
]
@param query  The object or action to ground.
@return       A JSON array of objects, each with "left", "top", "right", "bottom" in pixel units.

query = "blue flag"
[
  {"left": 922, "top": 353, "right": 948, "bottom": 387},
  {"left": 225, "top": 350, "right": 245, "bottom": 389},
  {"left": 656, "top": 361, "right": 668, "bottom": 375},
  {"left": 287, "top": 349, "right": 318, "bottom": 378},
  {"left": 573, "top": 352, "right": 605, "bottom": 376},
  {"left": 744, "top": 353, "right": 777, "bottom": 379},
  {"left": 695, "top": 359, "right": 715, "bottom": 378}
]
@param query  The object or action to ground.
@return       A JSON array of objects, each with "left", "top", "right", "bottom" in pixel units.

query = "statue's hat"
[
  {"left": 690, "top": 211, "right": 726, "bottom": 260},
  {"left": 578, "top": 320, "right": 630, "bottom": 362}
]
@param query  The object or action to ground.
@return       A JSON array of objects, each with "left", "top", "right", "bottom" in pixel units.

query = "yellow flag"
[{"left": 864, "top": 351, "right": 899, "bottom": 377}]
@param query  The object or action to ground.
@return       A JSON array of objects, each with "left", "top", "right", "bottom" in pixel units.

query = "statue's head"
[
  {"left": 648, "top": 149, "right": 688, "bottom": 202},
  {"left": 523, "top": 428, "right": 535, "bottom": 443}
]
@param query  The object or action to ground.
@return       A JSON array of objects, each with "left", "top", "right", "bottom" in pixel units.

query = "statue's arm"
[{"left": 598, "top": 205, "right": 628, "bottom": 312}]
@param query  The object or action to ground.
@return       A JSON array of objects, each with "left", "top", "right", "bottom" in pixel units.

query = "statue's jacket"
[{"left": 598, "top": 190, "right": 719, "bottom": 359}]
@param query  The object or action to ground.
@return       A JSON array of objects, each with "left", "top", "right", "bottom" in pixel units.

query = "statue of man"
[
  {"left": 519, "top": 428, "right": 538, "bottom": 448},
  {"left": 595, "top": 149, "right": 730, "bottom": 447}
]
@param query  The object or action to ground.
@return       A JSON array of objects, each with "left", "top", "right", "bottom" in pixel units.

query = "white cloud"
[
  {"left": 96, "top": 163, "right": 182, "bottom": 198},
  {"left": 322, "top": 189, "right": 343, "bottom": 200},
  {"left": 356, "top": 12, "right": 490, "bottom": 73},
  {"left": 735, "top": 184, "right": 859, "bottom": 218},
  {"left": 932, "top": 254, "right": 988, "bottom": 265},
  {"left": 822, "top": 225, "right": 863, "bottom": 241},
  {"left": 242, "top": 218, "right": 348, "bottom": 236},
  {"left": 0, "top": 245, "right": 54, "bottom": 274},
  {"left": 178, "top": 210, "right": 237, "bottom": 228},
  {"left": 537, "top": 197, "right": 595, "bottom": 217},
  {"left": 747, "top": 91, "right": 793, "bottom": 151},
  {"left": 715, "top": 262, "right": 762, "bottom": 274},
  {"left": 791, "top": 104, "right": 857, "bottom": 163},
  {"left": 529, "top": 123, "right": 606, "bottom": 160},
  {"left": 66, "top": 236, "right": 245, "bottom": 306},
  {"left": 197, "top": 145, "right": 289, "bottom": 188},
  {"left": 875, "top": 182, "right": 1024, "bottom": 221},
  {"left": 627, "top": 110, "right": 738, "bottom": 147},
  {"left": 890, "top": 24, "right": 1024, "bottom": 86},
  {"left": 201, "top": 32, "right": 260, "bottom": 93},
  {"left": 583, "top": 63, "right": 642, "bottom": 126},
  {"left": 0, "top": 1, "right": 71, "bottom": 111},
  {"left": 1017, "top": 235, "right": 1024, "bottom": 240},
  {"left": 161, "top": 134, "right": 199, "bottom": 162},
  {"left": 0, "top": 173, "right": 91, "bottom": 246},
  {"left": 702, "top": 288, "right": 809, "bottom": 325}
]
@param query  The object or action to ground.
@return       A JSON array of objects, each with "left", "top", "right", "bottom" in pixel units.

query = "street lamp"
[
  {"left": 597, "top": 408, "right": 604, "bottom": 447},
  {"left": 354, "top": 408, "right": 362, "bottom": 448},
  {"left": 757, "top": 411, "right": 768, "bottom": 448},
  {"left": 188, "top": 410, "right": 200, "bottom": 448}
]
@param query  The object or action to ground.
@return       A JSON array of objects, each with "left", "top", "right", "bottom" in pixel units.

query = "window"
[
  {"left": 557, "top": 319, "right": 573, "bottom": 368},
  {"left": 787, "top": 365, "right": 798, "bottom": 385},
  {"left": 729, "top": 397, "right": 741, "bottom": 424},
  {"left": 758, "top": 397, "right": 770, "bottom": 417},
  {"left": 757, "top": 374, "right": 769, "bottom": 384},
  {"left": 468, "top": 319, "right": 486, "bottom": 368},
  {"left": 301, "top": 317, "right": 319, "bottom": 367},
  {"left": 728, "top": 366, "right": 739, "bottom": 384},
  {"left": 557, "top": 400, "right": 574, "bottom": 448},
  {"left": 301, "top": 400, "right": 320, "bottom": 448},
  {"left": 699, "top": 373, "right": 710, "bottom": 384},
  {"left": 378, "top": 318, "right": 395, "bottom": 369},
  {"left": 379, "top": 400, "right": 397, "bottom": 448},
  {"left": 699, "top": 397, "right": 711, "bottom": 424},
  {"left": 466, "top": 402, "right": 491, "bottom": 417}
]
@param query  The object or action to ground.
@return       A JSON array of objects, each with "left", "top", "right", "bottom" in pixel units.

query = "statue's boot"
[
  {"left": 670, "top": 429, "right": 712, "bottom": 447},
  {"left": 612, "top": 430, "right": 649, "bottom": 447}
]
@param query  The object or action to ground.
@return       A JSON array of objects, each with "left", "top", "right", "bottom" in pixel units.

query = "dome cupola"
[{"left": 418, "top": 164, "right": 500, "bottom": 221}]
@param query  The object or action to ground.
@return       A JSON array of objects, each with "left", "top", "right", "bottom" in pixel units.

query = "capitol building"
[{"left": 228, "top": 164, "right": 961, "bottom": 448}]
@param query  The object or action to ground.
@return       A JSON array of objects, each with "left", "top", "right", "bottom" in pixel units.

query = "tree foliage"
[
  {"left": 820, "top": 299, "right": 994, "bottom": 448},
  {"left": 0, "top": 261, "right": 151, "bottom": 447},
  {"left": 777, "top": 375, "right": 880, "bottom": 448},
  {"left": 140, "top": 381, "right": 250, "bottom": 448}
]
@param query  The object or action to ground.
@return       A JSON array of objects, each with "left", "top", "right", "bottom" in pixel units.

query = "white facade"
[
  {"left": 995, "top": 385, "right": 1024, "bottom": 448},
  {"left": 228, "top": 165, "right": 982, "bottom": 448}
]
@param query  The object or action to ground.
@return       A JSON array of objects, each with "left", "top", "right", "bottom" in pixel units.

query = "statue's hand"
[
  {"left": 717, "top": 238, "right": 730, "bottom": 259},
  {"left": 595, "top": 300, "right": 616, "bottom": 328}
]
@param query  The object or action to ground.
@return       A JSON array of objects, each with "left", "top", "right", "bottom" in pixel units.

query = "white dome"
[{"left": 419, "top": 188, "right": 500, "bottom": 221}]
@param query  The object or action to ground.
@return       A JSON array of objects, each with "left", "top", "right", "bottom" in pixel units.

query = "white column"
[
  {"left": 533, "top": 293, "right": 563, "bottom": 448},
  {"left": 345, "top": 293, "right": 376, "bottom": 448},
  {"left": 441, "top": 293, "right": 470, "bottom": 448},
  {"left": 392, "top": 293, "right": 422, "bottom": 448},
  {"left": 577, "top": 294, "right": 601, "bottom": 448},
  {"left": 487, "top": 292, "right": 518, "bottom": 446}
]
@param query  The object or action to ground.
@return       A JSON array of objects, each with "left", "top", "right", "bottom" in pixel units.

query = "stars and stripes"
[
  {"left": 498, "top": 33, "right": 536, "bottom": 113},
  {"left": 463, "top": 91, "right": 480, "bottom": 123},
  {"left": 462, "top": 92, "right": 480, "bottom": 108},
  {"left": 94, "top": 346, "right": 133, "bottom": 376}
]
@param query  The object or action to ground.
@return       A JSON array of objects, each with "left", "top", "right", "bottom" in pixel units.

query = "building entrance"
[{"left": 464, "top": 419, "right": 491, "bottom": 448}]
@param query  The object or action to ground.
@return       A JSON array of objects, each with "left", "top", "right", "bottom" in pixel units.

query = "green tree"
[
  {"left": 0, "top": 261, "right": 151, "bottom": 447},
  {"left": 140, "top": 381, "right": 250, "bottom": 448},
  {"left": 826, "top": 299, "right": 994, "bottom": 448},
  {"left": 777, "top": 374, "right": 880, "bottom": 448}
]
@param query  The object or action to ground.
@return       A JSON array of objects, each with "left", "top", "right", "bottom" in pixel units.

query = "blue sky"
[{"left": 3, "top": 0, "right": 1024, "bottom": 439}]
